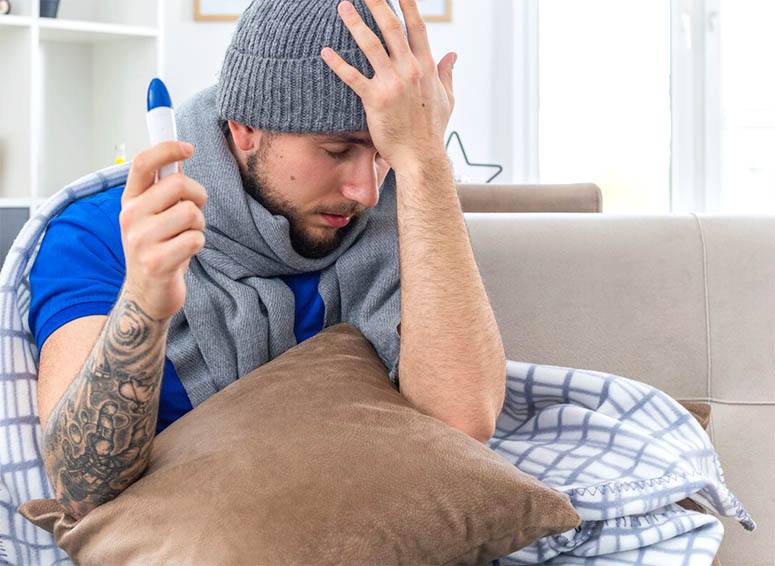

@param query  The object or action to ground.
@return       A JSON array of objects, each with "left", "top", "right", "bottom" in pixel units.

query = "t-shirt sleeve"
[{"left": 28, "top": 198, "right": 126, "bottom": 352}]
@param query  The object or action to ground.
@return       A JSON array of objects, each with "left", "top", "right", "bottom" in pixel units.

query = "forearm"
[
  {"left": 394, "top": 154, "right": 506, "bottom": 441},
  {"left": 42, "top": 284, "right": 168, "bottom": 520}
]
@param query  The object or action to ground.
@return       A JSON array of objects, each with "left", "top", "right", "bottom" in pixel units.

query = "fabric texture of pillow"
[
  {"left": 19, "top": 323, "right": 580, "bottom": 565},
  {"left": 677, "top": 400, "right": 711, "bottom": 431}
]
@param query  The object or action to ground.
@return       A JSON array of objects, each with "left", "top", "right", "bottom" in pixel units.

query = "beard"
[{"left": 238, "top": 142, "right": 361, "bottom": 259}]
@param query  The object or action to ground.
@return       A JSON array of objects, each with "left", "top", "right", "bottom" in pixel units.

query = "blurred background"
[{"left": 1, "top": 0, "right": 774, "bottom": 261}]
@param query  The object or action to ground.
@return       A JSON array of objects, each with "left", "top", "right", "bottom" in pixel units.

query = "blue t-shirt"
[{"left": 28, "top": 185, "right": 325, "bottom": 434}]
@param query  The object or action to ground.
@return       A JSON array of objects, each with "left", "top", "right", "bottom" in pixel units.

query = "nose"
[{"left": 340, "top": 158, "right": 381, "bottom": 210}]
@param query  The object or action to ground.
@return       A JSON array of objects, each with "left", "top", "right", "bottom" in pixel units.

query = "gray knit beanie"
[{"left": 216, "top": 0, "right": 403, "bottom": 133}]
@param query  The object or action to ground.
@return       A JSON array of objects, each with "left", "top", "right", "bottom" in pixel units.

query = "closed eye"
[
  {"left": 324, "top": 147, "right": 385, "bottom": 163},
  {"left": 325, "top": 148, "right": 351, "bottom": 160}
]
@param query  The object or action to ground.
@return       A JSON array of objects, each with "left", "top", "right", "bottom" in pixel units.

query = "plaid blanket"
[
  {"left": 488, "top": 362, "right": 755, "bottom": 565},
  {"left": 0, "top": 164, "right": 754, "bottom": 564},
  {"left": 1, "top": 164, "right": 133, "bottom": 565}
]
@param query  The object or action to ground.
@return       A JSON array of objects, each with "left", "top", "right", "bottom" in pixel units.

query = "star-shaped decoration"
[{"left": 445, "top": 131, "right": 503, "bottom": 184}]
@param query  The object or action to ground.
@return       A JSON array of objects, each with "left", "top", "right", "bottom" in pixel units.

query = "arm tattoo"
[{"left": 42, "top": 291, "right": 169, "bottom": 519}]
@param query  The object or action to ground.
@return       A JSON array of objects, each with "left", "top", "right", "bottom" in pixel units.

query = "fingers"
[
  {"left": 131, "top": 173, "right": 208, "bottom": 216},
  {"left": 325, "top": 0, "right": 431, "bottom": 89},
  {"left": 123, "top": 198, "right": 206, "bottom": 277},
  {"left": 360, "top": 0, "right": 410, "bottom": 59},
  {"left": 438, "top": 52, "right": 456, "bottom": 104},
  {"left": 149, "top": 230, "right": 206, "bottom": 275},
  {"left": 124, "top": 141, "right": 194, "bottom": 203},
  {"left": 321, "top": 47, "right": 371, "bottom": 98},
  {"left": 337, "top": 1, "right": 394, "bottom": 74},
  {"left": 397, "top": 0, "right": 434, "bottom": 66},
  {"left": 138, "top": 199, "right": 206, "bottom": 244}
]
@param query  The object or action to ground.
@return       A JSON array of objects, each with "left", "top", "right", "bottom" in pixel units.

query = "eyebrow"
[{"left": 314, "top": 134, "right": 374, "bottom": 147}]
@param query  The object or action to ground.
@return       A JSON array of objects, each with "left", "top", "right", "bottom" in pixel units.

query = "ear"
[{"left": 227, "top": 120, "right": 259, "bottom": 152}]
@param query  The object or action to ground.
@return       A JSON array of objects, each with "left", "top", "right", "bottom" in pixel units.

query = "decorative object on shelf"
[
  {"left": 39, "top": 0, "right": 59, "bottom": 18},
  {"left": 0, "top": 1, "right": 11, "bottom": 16},
  {"left": 113, "top": 143, "right": 127, "bottom": 165},
  {"left": 445, "top": 130, "right": 503, "bottom": 184},
  {"left": 194, "top": 0, "right": 251, "bottom": 22},
  {"left": 418, "top": 0, "right": 452, "bottom": 22}
]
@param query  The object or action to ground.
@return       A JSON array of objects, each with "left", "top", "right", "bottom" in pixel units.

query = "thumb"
[{"left": 437, "top": 52, "right": 456, "bottom": 102}]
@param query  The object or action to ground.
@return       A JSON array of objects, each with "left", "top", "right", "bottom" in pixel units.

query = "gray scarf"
[{"left": 166, "top": 85, "right": 401, "bottom": 407}]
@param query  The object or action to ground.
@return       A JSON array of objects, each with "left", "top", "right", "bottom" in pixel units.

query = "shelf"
[
  {"left": 0, "top": 0, "right": 162, "bottom": 205},
  {"left": 0, "top": 15, "right": 33, "bottom": 27},
  {"left": 39, "top": 18, "right": 158, "bottom": 43},
  {"left": 38, "top": 31, "right": 156, "bottom": 197},
  {"left": 0, "top": 199, "right": 35, "bottom": 209}
]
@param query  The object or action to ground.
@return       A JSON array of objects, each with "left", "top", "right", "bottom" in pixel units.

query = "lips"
[{"left": 320, "top": 213, "right": 351, "bottom": 228}]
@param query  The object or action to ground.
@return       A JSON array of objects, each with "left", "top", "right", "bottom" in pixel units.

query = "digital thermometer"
[{"left": 146, "top": 77, "right": 179, "bottom": 180}]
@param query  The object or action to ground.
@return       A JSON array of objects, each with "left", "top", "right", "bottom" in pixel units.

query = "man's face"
[{"left": 234, "top": 128, "right": 391, "bottom": 259}]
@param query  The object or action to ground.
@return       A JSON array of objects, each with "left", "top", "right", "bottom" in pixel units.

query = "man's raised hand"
[
  {"left": 320, "top": 0, "right": 456, "bottom": 170},
  {"left": 120, "top": 141, "right": 207, "bottom": 321}
]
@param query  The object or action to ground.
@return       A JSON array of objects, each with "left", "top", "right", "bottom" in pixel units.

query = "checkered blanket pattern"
[
  {"left": 0, "top": 164, "right": 755, "bottom": 564},
  {"left": 487, "top": 361, "right": 755, "bottom": 565},
  {"left": 1, "top": 164, "right": 131, "bottom": 565}
]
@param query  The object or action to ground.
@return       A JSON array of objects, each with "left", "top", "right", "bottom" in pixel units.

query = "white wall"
[
  {"left": 0, "top": 27, "right": 31, "bottom": 199},
  {"left": 423, "top": 0, "right": 498, "bottom": 182},
  {"left": 161, "top": 0, "right": 507, "bottom": 182},
  {"left": 161, "top": 0, "right": 235, "bottom": 108}
]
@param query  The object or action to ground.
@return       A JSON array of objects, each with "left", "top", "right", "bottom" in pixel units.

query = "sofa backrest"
[
  {"left": 458, "top": 183, "right": 602, "bottom": 213},
  {"left": 464, "top": 212, "right": 775, "bottom": 564}
]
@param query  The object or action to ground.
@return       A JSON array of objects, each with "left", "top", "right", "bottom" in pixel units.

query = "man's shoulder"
[
  {"left": 60, "top": 184, "right": 125, "bottom": 220},
  {"left": 42, "top": 184, "right": 126, "bottom": 258}
]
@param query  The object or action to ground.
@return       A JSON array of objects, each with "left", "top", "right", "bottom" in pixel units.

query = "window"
[
  {"left": 505, "top": 0, "right": 774, "bottom": 213},
  {"left": 715, "top": 0, "right": 775, "bottom": 212},
  {"left": 538, "top": 0, "right": 672, "bottom": 213}
]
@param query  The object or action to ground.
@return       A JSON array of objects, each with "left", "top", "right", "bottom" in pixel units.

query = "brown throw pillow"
[
  {"left": 19, "top": 323, "right": 580, "bottom": 566},
  {"left": 678, "top": 400, "right": 711, "bottom": 432}
]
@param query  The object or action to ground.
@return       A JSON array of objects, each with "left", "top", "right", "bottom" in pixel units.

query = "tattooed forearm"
[{"left": 42, "top": 286, "right": 170, "bottom": 520}]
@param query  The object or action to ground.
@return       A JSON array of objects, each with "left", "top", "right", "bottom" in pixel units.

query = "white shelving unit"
[{"left": 0, "top": 0, "right": 164, "bottom": 212}]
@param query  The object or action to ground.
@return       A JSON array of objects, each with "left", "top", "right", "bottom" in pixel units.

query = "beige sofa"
[{"left": 463, "top": 211, "right": 773, "bottom": 565}]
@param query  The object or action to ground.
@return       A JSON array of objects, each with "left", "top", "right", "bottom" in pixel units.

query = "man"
[{"left": 30, "top": 0, "right": 506, "bottom": 521}]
